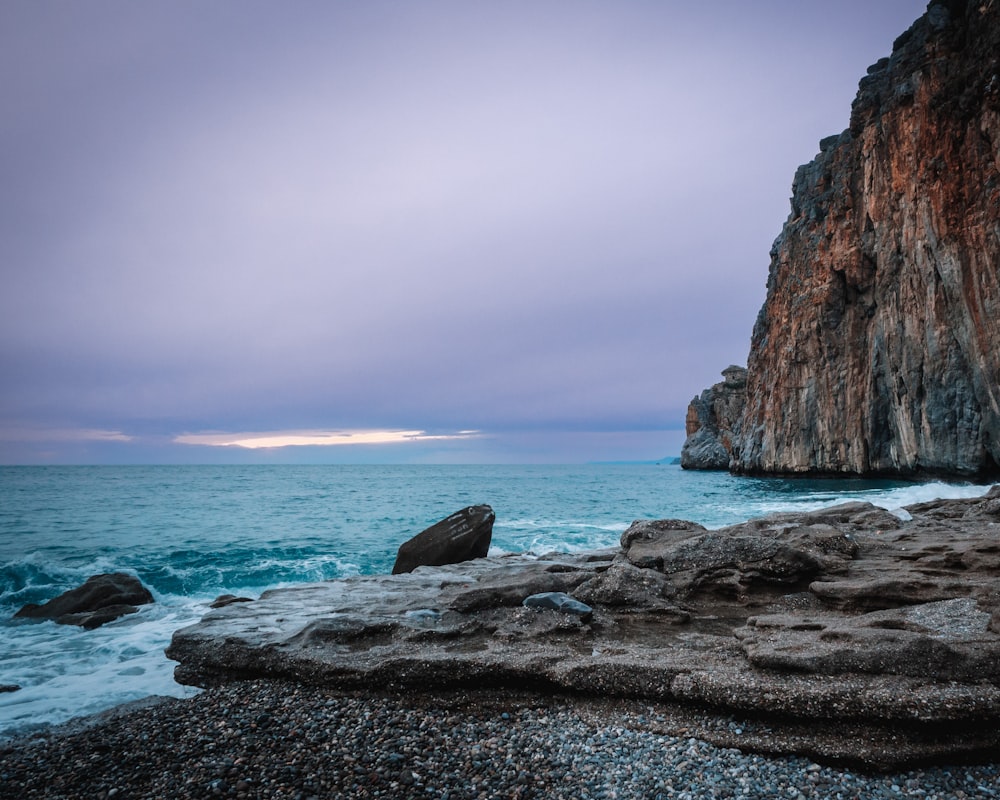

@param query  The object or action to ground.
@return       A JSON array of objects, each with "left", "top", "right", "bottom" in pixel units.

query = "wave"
[
  {"left": 498, "top": 517, "right": 629, "bottom": 531},
  {"left": 0, "top": 598, "right": 203, "bottom": 738},
  {"left": 708, "top": 480, "right": 995, "bottom": 529},
  {"left": 1, "top": 554, "right": 132, "bottom": 610}
]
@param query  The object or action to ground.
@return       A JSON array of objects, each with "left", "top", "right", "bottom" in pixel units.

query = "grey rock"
[
  {"left": 736, "top": 598, "right": 1000, "bottom": 681},
  {"left": 210, "top": 594, "right": 254, "bottom": 609},
  {"left": 619, "top": 519, "right": 706, "bottom": 570},
  {"left": 620, "top": 518, "right": 707, "bottom": 549},
  {"left": 574, "top": 560, "right": 687, "bottom": 616},
  {"left": 392, "top": 505, "right": 495, "bottom": 574},
  {"left": 681, "top": 366, "right": 746, "bottom": 470},
  {"left": 620, "top": 514, "right": 863, "bottom": 600},
  {"left": 167, "top": 491, "right": 1000, "bottom": 768},
  {"left": 448, "top": 559, "right": 595, "bottom": 613},
  {"left": 14, "top": 573, "right": 154, "bottom": 629},
  {"left": 522, "top": 592, "right": 593, "bottom": 620}
]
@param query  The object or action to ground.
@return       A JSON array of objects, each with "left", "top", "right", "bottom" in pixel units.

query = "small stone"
[{"left": 522, "top": 592, "right": 593, "bottom": 621}]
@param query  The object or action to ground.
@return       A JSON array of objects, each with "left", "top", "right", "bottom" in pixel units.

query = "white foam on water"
[
  {"left": 869, "top": 480, "right": 996, "bottom": 509},
  {"left": 0, "top": 596, "right": 205, "bottom": 739},
  {"left": 494, "top": 518, "right": 629, "bottom": 555},
  {"left": 251, "top": 554, "right": 362, "bottom": 581},
  {"left": 710, "top": 481, "right": 996, "bottom": 528}
]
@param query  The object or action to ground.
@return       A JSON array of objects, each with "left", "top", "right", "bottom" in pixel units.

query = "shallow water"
[{"left": 0, "top": 463, "right": 993, "bottom": 737}]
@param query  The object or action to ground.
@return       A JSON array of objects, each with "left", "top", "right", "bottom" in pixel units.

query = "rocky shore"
[
  {"left": 162, "top": 489, "right": 1000, "bottom": 771},
  {"left": 2, "top": 680, "right": 999, "bottom": 799},
  {"left": 4, "top": 489, "right": 999, "bottom": 797}
]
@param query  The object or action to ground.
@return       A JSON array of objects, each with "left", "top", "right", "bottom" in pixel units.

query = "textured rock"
[
  {"left": 209, "top": 594, "right": 254, "bottom": 609},
  {"left": 167, "top": 489, "right": 1000, "bottom": 767},
  {"left": 392, "top": 505, "right": 495, "bottom": 574},
  {"left": 736, "top": 598, "right": 999, "bottom": 681},
  {"left": 14, "top": 573, "right": 154, "bottom": 629},
  {"left": 680, "top": 366, "right": 746, "bottom": 470},
  {"left": 618, "top": 518, "right": 707, "bottom": 570},
  {"left": 522, "top": 591, "right": 594, "bottom": 620},
  {"left": 686, "top": 0, "right": 1000, "bottom": 477}
]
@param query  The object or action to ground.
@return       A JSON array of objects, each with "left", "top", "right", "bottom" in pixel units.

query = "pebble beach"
[{"left": 1, "top": 681, "right": 998, "bottom": 800}]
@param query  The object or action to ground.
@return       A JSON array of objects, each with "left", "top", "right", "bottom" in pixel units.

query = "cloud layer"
[{"left": 0, "top": 1, "right": 928, "bottom": 463}]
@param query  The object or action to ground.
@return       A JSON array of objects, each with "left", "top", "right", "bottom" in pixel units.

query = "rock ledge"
[{"left": 167, "top": 488, "right": 1000, "bottom": 769}]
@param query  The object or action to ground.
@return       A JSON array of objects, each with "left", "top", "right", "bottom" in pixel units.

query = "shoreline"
[
  {"left": 4, "top": 483, "right": 1000, "bottom": 795},
  {"left": 2, "top": 680, "right": 999, "bottom": 799}
]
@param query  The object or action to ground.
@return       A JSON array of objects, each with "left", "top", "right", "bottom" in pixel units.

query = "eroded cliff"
[
  {"left": 687, "top": 0, "right": 1000, "bottom": 476},
  {"left": 680, "top": 365, "right": 746, "bottom": 469}
]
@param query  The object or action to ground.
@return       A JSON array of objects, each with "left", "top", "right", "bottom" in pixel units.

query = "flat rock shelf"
[{"left": 166, "top": 489, "right": 1000, "bottom": 770}]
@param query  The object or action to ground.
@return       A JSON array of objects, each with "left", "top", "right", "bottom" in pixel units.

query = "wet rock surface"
[
  {"left": 14, "top": 572, "right": 154, "bottom": 629},
  {"left": 168, "top": 489, "right": 1000, "bottom": 768}
]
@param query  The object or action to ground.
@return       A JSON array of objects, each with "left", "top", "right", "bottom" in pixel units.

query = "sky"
[{"left": 0, "top": 0, "right": 929, "bottom": 465}]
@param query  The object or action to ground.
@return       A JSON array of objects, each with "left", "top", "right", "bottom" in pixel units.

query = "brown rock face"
[
  {"left": 687, "top": 0, "right": 1000, "bottom": 477},
  {"left": 680, "top": 366, "right": 746, "bottom": 469}
]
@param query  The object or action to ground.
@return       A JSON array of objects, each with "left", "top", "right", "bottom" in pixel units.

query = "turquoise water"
[{"left": 0, "top": 464, "right": 994, "bottom": 737}]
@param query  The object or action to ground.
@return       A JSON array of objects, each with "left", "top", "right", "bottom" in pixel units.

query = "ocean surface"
[{"left": 1, "top": 463, "right": 995, "bottom": 739}]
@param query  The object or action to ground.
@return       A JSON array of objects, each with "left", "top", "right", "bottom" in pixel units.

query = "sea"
[{"left": 1, "top": 463, "right": 995, "bottom": 740}]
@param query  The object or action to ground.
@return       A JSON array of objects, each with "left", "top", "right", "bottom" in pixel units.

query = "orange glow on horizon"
[{"left": 173, "top": 429, "right": 480, "bottom": 449}]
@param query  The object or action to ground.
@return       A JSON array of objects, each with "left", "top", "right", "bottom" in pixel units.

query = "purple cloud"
[{"left": 0, "top": 0, "right": 929, "bottom": 463}]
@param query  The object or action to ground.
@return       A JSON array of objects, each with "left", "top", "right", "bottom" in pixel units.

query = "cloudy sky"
[{"left": 1, "top": 0, "right": 928, "bottom": 464}]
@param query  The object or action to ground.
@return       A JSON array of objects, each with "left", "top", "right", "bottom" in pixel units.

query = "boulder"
[
  {"left": 392, "top": 505, "right": 495, "bottom": 574},
  {"left": 620, "top": 515, "right": 860, "bottom": 600},
  {"left": 618, "top": 519, "right": 706, "bottom": 571},
  {"left": 14, "top": 572, "right": 154, "bottom": 629},
  {"left": 574, "top": 560, "right": 687, "bottom": 617}
]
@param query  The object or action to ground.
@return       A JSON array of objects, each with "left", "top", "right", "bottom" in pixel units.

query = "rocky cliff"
[
  {"left": 680, "top": 365, "right": 746, "bottom": 469},
  {"left": 685, "top": 0, "right": 1000, "bottom": 476}
]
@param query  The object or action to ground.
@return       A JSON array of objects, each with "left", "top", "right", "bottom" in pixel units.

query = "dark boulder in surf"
[
  {"left": 14, "top": 572, "right": 154, "bottom": 630},
  {"left": 392, "top": 505, "right": 495, "bottom": 574}
]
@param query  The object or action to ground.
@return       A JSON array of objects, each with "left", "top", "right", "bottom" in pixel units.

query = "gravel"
[{"left": 1, "top": 681, "right": 998, "bottom": 799}]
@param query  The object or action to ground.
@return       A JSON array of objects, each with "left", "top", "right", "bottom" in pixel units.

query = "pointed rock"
[{"left": 392, "top": 505, "right": 495, "bottom": 574}]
